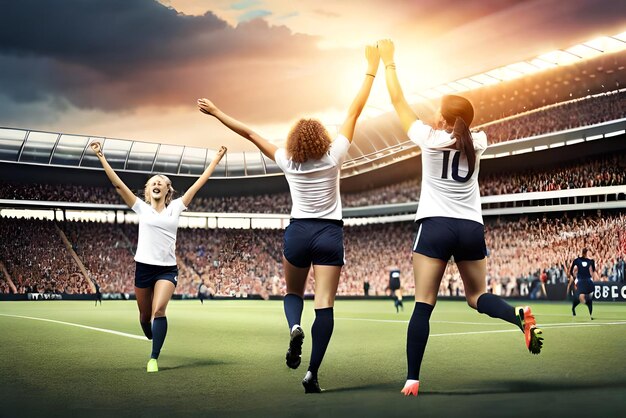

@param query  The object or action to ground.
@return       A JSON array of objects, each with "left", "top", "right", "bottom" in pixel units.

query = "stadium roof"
[{"left": 2, "top": 32, "right": 625, "bottom": 179}]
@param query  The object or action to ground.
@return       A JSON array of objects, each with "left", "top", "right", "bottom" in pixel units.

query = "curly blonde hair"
[
  {"left": 286, "top": 119, "right": 332, "bottom": 163},
  {"left": 144, "top": 174, "right": 175, "bottom": 206}
]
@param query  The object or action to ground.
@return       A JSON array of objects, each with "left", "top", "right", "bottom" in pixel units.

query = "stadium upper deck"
[{"left": 1, "top": 35, "right": 624, "bottom": 185}]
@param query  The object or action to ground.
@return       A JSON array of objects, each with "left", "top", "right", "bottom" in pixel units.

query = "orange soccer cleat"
[
  {"left": 516, "top": 306, "right": 544, "bottom": 355},
  {"left": 400, "top": 380, "right": 420, "bottom": 397}
]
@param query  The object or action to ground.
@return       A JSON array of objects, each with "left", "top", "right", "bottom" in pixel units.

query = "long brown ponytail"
[
  {"left": 441, "top": 94, "right": 476, "bottom": 170},
  {"left": 452, "top": 116, "right": 475, "bottom": 170}
]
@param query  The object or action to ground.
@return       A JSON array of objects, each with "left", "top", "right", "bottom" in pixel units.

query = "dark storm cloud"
[
  {"left": 0, "top": 0, "right": 226, "bottom": 74},
  {"left": 0, "top": 0, "right": 331, "bottom": 116}
]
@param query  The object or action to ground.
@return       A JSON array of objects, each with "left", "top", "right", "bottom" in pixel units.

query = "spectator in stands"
[{"left": 89, "top": 141, "right": 226, "bottom": 373}]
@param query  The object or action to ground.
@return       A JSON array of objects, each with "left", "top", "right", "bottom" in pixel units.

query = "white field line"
[
  {"left": 0, "top": 313, "right": 148, "bottom": 341},
  {"left": 335, "top": 317, "right": 626, "bottom": 337},
  {"left": 2, "top": 313, "right": 625, "bottom": 341}
]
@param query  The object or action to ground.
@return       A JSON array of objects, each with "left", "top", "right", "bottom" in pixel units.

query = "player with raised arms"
[
  {"left": 197, "top": 44, "right": 380, "bottom": 393},
  {"left": 90, "top": 141, "right": 226, "bottom": 372},
  {"left": 377, "top": 38, "right": 544, "bottom": 397}
]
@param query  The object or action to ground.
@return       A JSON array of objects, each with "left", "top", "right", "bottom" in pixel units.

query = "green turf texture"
[{"left": 1, "top": 300, "right": 625, "bottom": 418}]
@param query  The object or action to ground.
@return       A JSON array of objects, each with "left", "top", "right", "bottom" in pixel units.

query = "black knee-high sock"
[
  {"left": 572, "top": 298, "right": 580, "bottom": 311},
  {"left": 406, "top": 302, "right": 434, "bottom": 380},
  {"left": 140, "top": 321, "right": 153, "bottom": 340},
  {"left": 308, "top": 307, "right": 334, "bottom": 376},
  {"left": 151, "top": 316, "right": 168, "bottom": 359},
  {"left": 283, "top": 294, "right": 304, "bottom": 330},
  {"left": 477, "top": 293, "right": 518, "bottom": 327}
]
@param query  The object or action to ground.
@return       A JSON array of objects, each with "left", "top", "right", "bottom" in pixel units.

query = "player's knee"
[
  {"left": 139, "top": 312, "right": 151, "bottom": 323},
  {"left": 466, "top": 297, "right": 478, "bottom": 310},
  {"left": 152, "top": 307, "right": 167, "bottom": 318},
  {"left": 314, "top": 294, "right": 335, "bottom": 309}
]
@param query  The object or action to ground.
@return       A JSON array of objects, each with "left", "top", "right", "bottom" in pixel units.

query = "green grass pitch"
[{"left": 1, "top": 299, "right": 625, "bottom": 418}]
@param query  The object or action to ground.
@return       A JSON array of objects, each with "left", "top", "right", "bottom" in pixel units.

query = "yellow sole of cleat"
[
  {"left": 147, "top": 359, "right": 158, "bottom": 373},
  {"left": 529, "top": 327, "right": 544, "bottom": 355}
]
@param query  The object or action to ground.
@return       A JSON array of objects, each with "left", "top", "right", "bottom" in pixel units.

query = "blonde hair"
[
  {"left": 286, "top": 119, "right": 332, "bottom": 163},
  {"left": 144, "top": 174, "right": 175, "bottom": 205}
]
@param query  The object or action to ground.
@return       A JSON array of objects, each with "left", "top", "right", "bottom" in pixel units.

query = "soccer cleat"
[
  {"left": 516, "top": 306, "right": 543, "bottom": 355},
  {"left": 302, "top": 371, "right": 322, "bottom": 393},
  {"left": 400, "top": 380, "right": 420, "bottom": 397},
  {"left": 147, "top": 358, "right": 158, "bottom": 373},
  {"left": 285, "top": 326, "right": 304, "bottom": 369}
]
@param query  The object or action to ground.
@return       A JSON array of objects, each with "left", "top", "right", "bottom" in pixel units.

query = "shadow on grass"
[
  {"left": 158, "top": 357, "right": 231, "bottom": 371},
  {"left": 423, "top": 379, "right": 626, "bottom": 395},
  {"left": 324, "top": 379, "right": 626, "bottom": 395},
  {"left": 323, "top": 382, "right": 399, "bottom": 393}
]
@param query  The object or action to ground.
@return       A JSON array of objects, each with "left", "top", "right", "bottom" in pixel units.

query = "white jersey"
[
  {"left": 132, "top": 197, "right": 187, "bottom": 266},
  {"left": 274, "top": 135, "right": 351, "bottom": 220},
  {"left": 408, "top": 120, "right": 488, "bottom": 224}
]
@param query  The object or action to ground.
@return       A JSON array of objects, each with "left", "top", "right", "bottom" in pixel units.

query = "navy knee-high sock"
[
  {"left": 572, "top": 297, "right": 580, "bottom": 312},
  {"left": 308, "top": 307, "right": 334, "bottom": 376},
  {"left": 477, "top": 293, "right": 518, "bottom": 327},
  {"left": 284, "top": 294, "right": 304, "bottom": 330},
  {"left": 151, "top": 316, "right": 168, "bottom": 359},
  {"left": 406, "top": 302, "right": 434, "bottom": 380},
  {"left": 140, "top": 321, "right": 153, "bottom": 340}
]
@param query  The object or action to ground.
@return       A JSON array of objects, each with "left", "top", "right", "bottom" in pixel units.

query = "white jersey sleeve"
[
  {"left": 131, "top": 198, "right": 150, "bottom": 215},
  {"left": 328, "top": 135, "right": 351, "bottom": 165}
]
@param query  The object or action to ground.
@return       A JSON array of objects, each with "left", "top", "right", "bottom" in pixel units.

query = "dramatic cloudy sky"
[{"left": 0, "top": 0, "right": 624, "bottom": 150}]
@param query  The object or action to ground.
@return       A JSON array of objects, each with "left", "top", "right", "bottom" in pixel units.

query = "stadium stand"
[
  {"left": 2, "top": 149, "right": 624, "bottom": 210},
  {"left": 1, "top": 212, "right": 624, "bottom": 296},
  {"left": 0, "top": 218, "right": 92, "bottom": 294},
  {"left": 480, "top": 90, "right": 626, "bottom": 143}
]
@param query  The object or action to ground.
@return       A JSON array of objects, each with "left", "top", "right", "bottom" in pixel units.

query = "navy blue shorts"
[
  {"left": 283, "top": 218, "right": 345, "bottom": 268},
  {"left": 575, "top": 279, "right": 594, "bottom": 295},
  {"left": 413, "top": 217, "right": 487, "bottom": 262},
  {"left": 134, "top": 262, "right": 178, "bottom": 288}
]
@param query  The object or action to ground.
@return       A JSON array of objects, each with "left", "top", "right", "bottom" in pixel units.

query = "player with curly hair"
[{"left": 198, "top": 44, "right": 380, "bottom": 393}]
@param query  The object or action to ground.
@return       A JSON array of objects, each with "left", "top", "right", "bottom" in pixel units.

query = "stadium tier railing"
[{"left": 1, "top": 185, "right": 625, "bottom": 224}]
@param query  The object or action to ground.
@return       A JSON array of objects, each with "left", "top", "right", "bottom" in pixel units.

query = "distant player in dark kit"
[
  {"left": 388, "top": 268, "right": 403, "bottom": 312},
  {"left": 198, "top": 281, "right": 205, "bottom": 305},
  {"left": 567, "top": 248, "right": 596, "bottom": 319},
  {"left": 94, "top": 281, "right": 102, "bottom": 306}
]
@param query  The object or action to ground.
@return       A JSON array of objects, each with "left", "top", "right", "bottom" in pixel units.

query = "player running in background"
[
  {"left": 94, "top": 281, "right": 102, "bottom": 306},
  {"left": 568, "top": 247, "right": 597, "bottom": 319},
  {"left": 198, "top": 44, "right": 379, "bottom": 393},
  {"left": 377, "top": 39, "right": 544, "bottom": 397},
  {"left": 388, "top": 268, "right": 404, "bottom": 313},
  {"left": 90, "top": 141, "right": 226, "bottom": 372}
]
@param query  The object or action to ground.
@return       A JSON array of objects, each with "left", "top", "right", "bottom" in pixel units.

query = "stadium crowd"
[
  {"left": 0, "top": 218, "right": 92, "bottom": 294},
  {"left": 3, "top": 150, "right": 624, "bottom": 211},
  {"left": 1, "top": 212, "right": 624, "bottom": 298},
  {"left": 480, "top": 153, "right": 626, "bottom": 195},
  {"left": 481, "top": 90, "right": 626, "bottom": 143}
]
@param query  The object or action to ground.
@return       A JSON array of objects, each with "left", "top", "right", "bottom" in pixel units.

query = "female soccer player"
[
  {"left": 90, "top": 141, "right": 226, "bottom": 372},
  {"left": 377, "top": 39, "right": 544, "bottom": 397},
  {"left": 198, "top": 44, "right": 380, "bottom": 393},
  {"left": 567, "top": 247, "right": 596, "bottom": 319}
]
